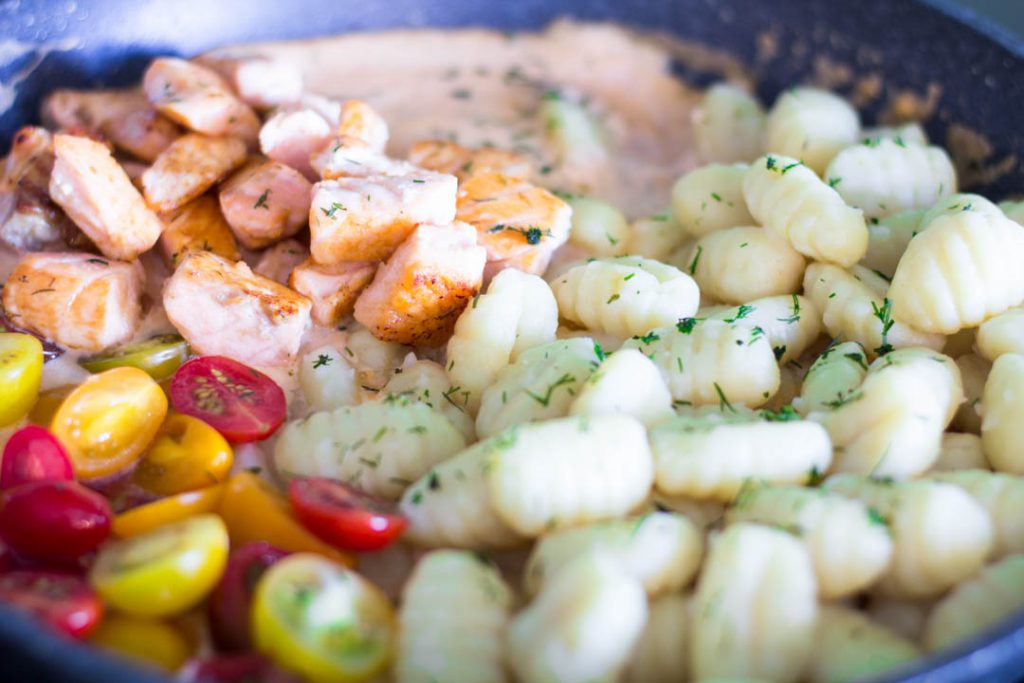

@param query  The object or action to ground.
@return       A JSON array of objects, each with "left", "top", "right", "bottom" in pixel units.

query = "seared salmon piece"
[
  {"left": 193, "top": 54, "right": 303, "bottom": 110},
  {"left": 0, "top": 126, "right": 69, "bottom": 250},
  {"left": 141, "top": 134, "right": 247, "bottom": 212},
  {"left": 408, "top": 140, "right": 533, "bottom": 182},
  {"left": 259, "top": 95, "right": 340, "bottom": 180},
  {"left": 2, "top": 252, "right": 144, "bottom": 351},
  {"left": 255, "top": 239, "right": 309, "bottom": 284},
  {"left": 49, "top": 134, "right": 163, "bottom": 261},
  {"left": 289, "top": 258, "right": 377, "bottom": 326},
  {"left": 142, "top": 57, "right": 260, "bottom": 145},
  {"left": 309, "top": 171, "right": 457, "bottom": 264},
  {"left": 353, "top": 222, "right": 485, "bottom": 346},
  {"left": 310, "top": 139, "right": 417, "bottom": 180},
  {"left": 42, "top": 88, "right": 180, "bottom": 162},
  {"left": 455, "top": 171, "right": 571, "bottom": 277},
  {"left": 218, "top": 159, "right": 312, "bottom": 249},
  {"left": 158, "top": 194, "right": 240, "bottom": 268},
  {"left": 336, "top": 100, "right": 389, "bottom": 152},
  {"left": 163, "top": 251, "right": 311, "bottom": 367}
]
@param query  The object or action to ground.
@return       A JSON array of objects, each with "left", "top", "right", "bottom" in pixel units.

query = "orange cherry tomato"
[
  {"left": 90, "top": 613, "right": 193, "bottom": 671},
  {"left": 51, "top": 367, "right": 168, "bottom": 481},
  {"left": 218, "top": 472, "right": 352, "bottom": 566},
  {"left": 112, "top": 485, "right": 225, "bottom": 538},
  {"left": 28, "top": 385, "right": 75, "bottom": 426},
  {"left": 133, "top": 413, "right": 233, "bottom": 496}
]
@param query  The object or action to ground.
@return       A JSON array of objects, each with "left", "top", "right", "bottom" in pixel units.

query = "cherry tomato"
[
  {"left": 1, "top": 425, "right": 74, "bottom": 489},
  {"left": 0, "top": 333, "right": 43, "bottom": 427},
  {"left": 252, "top": 554, "right": 395, "bottom": 683},
  {"left": 79, "top": 334, "right": 189, "bottom": 382},
  {"left": 51, "top": 366, "right": 168, "bottom": 481},
  {"left": 112, "top": 485, "right": 224, "bottom": 538},
  {"left": 28, "top": 384, "right": 75, "bottom": 426},
  {"left": 170, "top": 356, "right": 286, "bottom": 443},
  {"left": 288, "top": 478, "right": 408, "bottom": 552},
  {"left": 0, "top": 481, "right": 111, "bottom": 560},
  {"left": 90, "top": 513, "right": 228, "bottom": 617},
  {"left": 219, "top": 472, "right": 352, "bottom": 566},
  {"left": 0, "top": 308, "right": 62, "bottom": 361},
  {"left": 0, "top": 570, "right": 103, "bottom": 638},
  {"left": 90, "top": 613, "right": 192, "bottom": 671},
  {"left": 133, "top": 413, "right": 233, "bottom": 496},
  {"left": 209, "top": 542, "right": 290, "bottom": 651},
  {"left": 180, "top": 653, "right": 303, "bottom": 683}
]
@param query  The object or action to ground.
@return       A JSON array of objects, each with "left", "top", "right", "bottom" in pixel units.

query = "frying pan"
[{"left": 2, "top": 0, "right": 1024, "bottom": 680}]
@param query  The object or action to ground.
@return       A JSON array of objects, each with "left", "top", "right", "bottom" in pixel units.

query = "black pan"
[{"left": 1, "top": 0, "right": 1023, "bottom": 681}]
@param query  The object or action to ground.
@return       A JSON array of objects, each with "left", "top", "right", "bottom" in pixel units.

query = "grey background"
[{"left": 955, "top": 0, "right": 1024, "bottom": 38}]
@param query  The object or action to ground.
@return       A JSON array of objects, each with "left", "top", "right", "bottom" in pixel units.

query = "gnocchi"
[
  {"left": 687, "top": 225, "right": 806, "bottom": 304},
  {"left": 693, "top": 82, "right": 766, "bottom": 163},
  {"left": 765, "top": 87, "right": 860, "bottom": 174},
  {"left": 671, "top": 163, "right": 754, "bottom": 238}
]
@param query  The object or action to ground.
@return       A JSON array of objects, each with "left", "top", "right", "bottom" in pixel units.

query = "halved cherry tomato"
[
  {"left": 252, "top": 554, "right": 395, "bottom": 683},
  {"left": 1, "top": 425, "right": 74, "bottom": 489},
  {"left": 180, "top": 653, "right": 302, "bottom": 683},
  {"left": 0, "top": 333, "right": 43, "bottom": 427},
  {"left": 288, "top": 478, "right": 408, "bottom": 552},
  {"left": 112, "top": 485, "right": 224, "bottom": 538},
  {"left": 51, "top": 366, "right": 168, "bottom": 481},
  {"left": 79, "top": 334, "right": 190, "bottom": 382},
  {"left": 28, "top": 384, "right": 75, "bottom": 426},
  {"left": 0, "top": 570, "right": 103, "bottom": 638},
  {"left": 90, "top": 513, "right": 228, "bottom": 618},
  {"left": 0, "top": 481, "right": 111, "bottom": 560},
  {"left": 133, "top": 413, "right": 233, "bottom": 496},
  {"left": 219, "top": 472, "right": 352, "bottom": 566},
  {"left": 90, "top": 613, "right": 192, "bottom": 671},
  {"left": 209, "top": 542, "right": 289, "bottom": 651},
  {"left": 170, "top": 356, "right": 286, "bottom": 443}
]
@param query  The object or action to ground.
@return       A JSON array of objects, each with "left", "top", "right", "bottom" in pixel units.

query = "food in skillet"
[{"left": 2, "top": 20, "right": 1024, "bottom": 683}]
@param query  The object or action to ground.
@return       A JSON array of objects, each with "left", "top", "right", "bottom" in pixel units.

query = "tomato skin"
[
  {"left": 0, "top": 333, "right": 44, "bottom": 428},
  {"left": 180, "top": 653, "right": 303, "bottom": 683},
  {"left": 133, "top": 413, "right": 233, "bottom": 496},
  {"left": 1, "top": 425, "right": 74, "bottom": 490},
  {"left": 209, "top": 542, "right": 290, "bottom": 651},
  {"left": 79, "top": 334, "right": 189, "bottom": 382},
  {"left": 90, "top": 613, "right": 192, "bottom": 671},
  {"left": 112, "top": 485, "right": 224, "bottom": 538},
  {"left": 0, "top": 570, "right": 103, "bottom": 638},
  {"left": 288, "top": 478, "right": 408, "bottom": 552},
  {"left": 0, "top": 481, "right": 111, "bottom": 561}
]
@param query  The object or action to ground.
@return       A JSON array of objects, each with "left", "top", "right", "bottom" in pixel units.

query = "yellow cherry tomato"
[
  {"left": 90, "top": 513, "right": 228, "bottom": 618},
  {"left": 112, "top": 485, "right": 225, "bottom": 538},
  {"left": 252, "top": 554, "right": 395, "bottom": 683},
  {"left": 29, "top": 384, "right": 74, "bottom": 426},
  {"left": 133, "top": 413, "right": 233, "bottom": 496},
  {"left": 0, "top": 333, "right": 43, "bottom": 427},
  {"left": 90, "top": 613, "right": 192, "bottom": 671},
  {"left": 51, "top": 366, "right": 168, "bottom": 481},
  {"left": 219, "top": 471, "right": 353, "bottom": 566}
]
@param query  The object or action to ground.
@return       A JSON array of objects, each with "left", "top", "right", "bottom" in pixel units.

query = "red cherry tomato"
[
  {"left": 170, "top": 357, "right": 286, "bottom": 443},
  {"left": 0, "top": 481, "right": 111, "bottom": 561},
  {"left": 180, "top": 653, "right": 303, "bottom": 683},
  {"left": 208, "top": 541, "right": 289, "bottom": 651},
  {"left": 0, "top": 570, "right": 103, "bottom": 638},
  {"left": 287, "top": 478, "right": 408, "bottom": 552},
  {"left": 1, "top": 425, "right": 74, "bottom": 490}
]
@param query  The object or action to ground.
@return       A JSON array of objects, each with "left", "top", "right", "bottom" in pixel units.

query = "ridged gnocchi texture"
[
  {"left": 691, "top": 523, "right": 818, "bottom": 683},
  {"left": 446, "top": 268, "right": 559, "bottom": 413},
  {"left": 932, "top": 432, "right": 988, "bottom": 472},
  {"left": 623, "top": 318, "right": 781, "bottom": 408},
  {"left": 507, "top": 554, "right": 647, "bottom": 683},
  {"left": 693, "top": 83, "right": 766, "bottom": 164},
  {"left": 923, "top": 554, "right": 1024, "bottom": 653},
  {"left": 564, "top": 195, "right": 629, "bottom": 257},
  {"left": 794, "top": 341, "right": 869, "bottom": 416},
  {"left": 981, "top": 353, "right": 1024, "bottom": 474},
  {"left": 671, "top": 163, "right": 754, "bottom": 238},
  {"left": 623, "top": 594, "right": 691, "bottom": 683},
  {"left": 888, "top": 206, "right": 1024, "bottom": 334},
  {"left": 274, "top": 399, "right": 466, "bottom": 500},
  {"left": 953, "top": 353, "right": 989, "bottom": 434},
  {"left": 298, "top": 345, "right": 358, "bottom": 412},
  {"left": 568, "top": 348, "right": 674, "bottom": 427},
  {"left": 687, "top": 226, "right": 806, "bottom": 304},
  {"left": 860, "top": 209, "right": 926, "bottom": 278},
  {"left": 931, "top": 470, "right": 1024, "bottom": 559},
  {"left": 861, "top": 122, "right": 929, "bottom": 147},
  {"left": 395, "top": 550, "right": 513, "bottom": 683},
  {"left": 744, "top": 154, "right": 868, "bottom": 267},
  {"left": 824, "top": 139, "right": 956, "bottom": 218},
  {"left": 383, "top": 359, "right": 476, "bottom": 442},
  {"left": 625, "top": 211, "right": 689, "bottom": 260},
  {"left": 765, "top": 87, "right": 860, "bottom": 174},
  {"left": 824, "top": 475, "right": 993, "bottom": 598},
  {"left": 649, "top": 413, "right": 832, "bottom": 502},
  {"left": 727, "top": 485, "right": 893, "bottom": 599},
  {"left": 709, "top": 294, "right": 822, "bottom": 364},
  {"left": 807, "top": 605, "right": 920, "bottom": 683},
  {"left": 977, "top": 306, "right": 1024, "bottom": 362},
  {"left": 523, "top": 512, "right": 703, "bottom": 596},
  {"left": 550, "top": 256, "right": 699, "bottom": 338}
]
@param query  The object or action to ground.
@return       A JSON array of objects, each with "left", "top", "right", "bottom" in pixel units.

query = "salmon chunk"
[
  {"left": 254, "top": 239, "right": 309, "bottom": 284},
  {"left": 289, "top": 258, "right": 377, "bottom": 326},
  {"left": 310, "top": 140, "right": 417, "bottom": 180},
  {"left": 163, "top": 251, "right": 311, "bottom": 366},
  {"left": 218, "top": 159, "right": 312, "bottom": 249},
  {"left": 194, "top": 54, "right": 303, "bottom": 110},
  {"left": 141, "top": 134, "right": 247, "bottom": 212},
  {"left": 408, "top": 140, "right": 533, "bottom": 182},
  {"left": 158, "top": 194, "right": 240, "bottom": 268},
  {"left": 42, "top": 88, "right": 180, "bottom": 162},
  {"left": 0, "top": 126, "right": 69, "bottom": 250},
  {"left": 455, "top": 171, "right": 571, "bottom": 277},
  {"left": 309, "top": 171, "right": 457, "bottom": 264},
  {"left": 336, "top": 100, "right": 389, "bottom": 152},
  {"left": 354, "top": 222, "right": 485, "bottom": 346},
  {"left": 142, "top": 57, "right": 260, "bottom": 144},
  {"left": 2, "top": 252, "right": 144, "bottom": 351},
  {"left": 259, "top": 95, "right": 342, "bottom": 180},
  {"left": 49, "top": 134, "right": 163, "bottom": 261}
]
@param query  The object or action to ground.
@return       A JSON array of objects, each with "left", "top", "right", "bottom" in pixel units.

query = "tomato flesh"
[
  {"left": 288, "top": 478, "right": 408, "bottom": 552},
  {"left": 0, "top": 481, "right": 111, "bottom": 561},
  {"left": 79, "top": 334, "right": 189, "bottom": 382},
  {"left": 133, "top": 413, "right": 233, "bottom": 496},
  {"left": 180, "top": 653, "right": 303, "bottom": 683},
  {"left": 170, "top": 356, "right": 286, "bottom": 443},
  {"left": 0, "top": 570, "right": 103, "bottom": 638},
  {"left": 1, "top": 425, "right": 74, "bottom": 490},
  {"left": 0, "top": 333, "right": 44, "bottom": 428},
  {"left": 112, "top": 485, "right": 224, "bottom": 538},
  {"left": 209, "top": 542, "right": 290, "bottom": 651}
]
